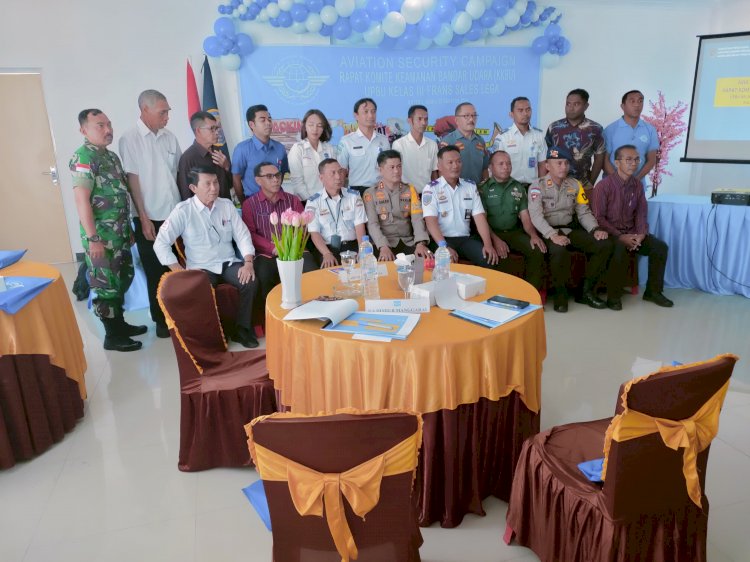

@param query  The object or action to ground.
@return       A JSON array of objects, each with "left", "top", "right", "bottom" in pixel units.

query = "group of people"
[{"left": 70, "top": 87, "right": 673, "bottom": 352}]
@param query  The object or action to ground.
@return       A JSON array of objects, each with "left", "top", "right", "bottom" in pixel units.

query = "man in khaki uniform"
[
  {"left": 528, "top": 146, "right": 614, "bottom": 312},
  {"left": 362, "top": 150, "right": 431, "bottom": 261}
]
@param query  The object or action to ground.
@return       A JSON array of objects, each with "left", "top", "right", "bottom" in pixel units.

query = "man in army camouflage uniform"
[
  {"left": 528, "top": 146, "right": 615, "bottom": 313},
  {"left": 362, "top": 150, "right": 431, "bottom": 261},
  {"left": 70, "top": 109, "right": 146, "bottom": 351}
]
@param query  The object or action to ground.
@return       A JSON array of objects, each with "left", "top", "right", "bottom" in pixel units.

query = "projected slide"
[{"left": 684, "top": 32, "right": 750, "bottom": 162}]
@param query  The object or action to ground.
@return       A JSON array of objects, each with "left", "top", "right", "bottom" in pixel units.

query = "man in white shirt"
[
  {"left": 119, "top": 89, "right": 182, "bottom": 338},
  {"left": 491, "top": 96, "right": 547, "bottom": 186},
  {"left": 337, "top": 98, "right": 390, "bottom": 196},
  {"left": 422, "top": 146, "right": 499, "bottom": 268},
  {"left": 392, "top": 105, "right": 438, "bottom": 194},
  {"left": 305, "top": 158, "right": 367, "bottom": 268},
  {"left": 154, "top": 166, "right": 259, "bottom": 348}
]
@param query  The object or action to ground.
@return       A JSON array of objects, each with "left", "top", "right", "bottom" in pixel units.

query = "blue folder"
[{"left": 0, "top": 276, "right": 54, "bottom": 314}]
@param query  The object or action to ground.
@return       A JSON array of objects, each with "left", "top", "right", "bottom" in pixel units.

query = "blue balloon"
[
  {"left": 366, "top": 0, "right": 388, "bottom": 20},
  {"left": 398, "top": 24, "right": 419, "bottom": 49},
  {"left": 466, "top": 21, "right": 482, "bottom": 41},
  {"left": 350, "top": 9, "right": 371, "bottom": 32},
  {"left": 454, "top": 0, "right": 468, "bottom": 9},
  {"left": 278, "top": 11, "right": 293, "bottom": 27},
  {"left": 418, "top": 14, "right": 441, "bottom": 38},
  {"left": 291, "top": 4, "right": 309, "bottom": 21},
  {"left": 434, "top": 0, "right": 456, "bottom": 22},
  {"left": 248, "top": 4, "right": 261, "bottom": 17},
  {"left": 203, "top": 36, "right": 223, "bottom": 57},
  {"left": 235, "top": 33, "right": 254, "bottom": 55},
  {"left": 387, "top": 0, "right": 401, "bottom": 11},
  {"left": 449, "top": 33, "right": 465, "bottom": 47},
  {"left": 544, "top": 22, "right": 561, "bottom": 37},
  {"left": 492, "top": 0, "right": 508, "bottom": 16},
  {"left": 558, "top": 36, "right": 571, "bottom": 55},
  {"left": 324, "top": 0, "right": 335, "bottom": 5},
  {"left": 531, "top": 35, "right": 548, "bottom": 54},
  {"left": 380, "top": 35, "right": 397, "bottom": 49},
  {"left": 520, "top": 14, "right": 530, "bottom": 24},
  {"left": 479, "top": 12, "right": 497, "bottom": 28},
  {"left": 257, "top": 0, "right": 269, "bottom": 6},
  {"left": 230, "top": 0, "right": 240, "bottom": 7},
  {"left": 269, "top": 17, "right": 280, "bottom": 27},
  {"left": 214, "top": 17, "right": 235, "bottom": 38},
  {"left": 333, "top": 17, "right": 352, "bottom": 39},
  {"left": 320, "top": 23, "right": 333, "bottom": 36},
  {"left": 218, "top": 6, "right": 227, "bottom": 14},
  {"left": 306, "top": 0, "right": 324, "bottom": 11}
]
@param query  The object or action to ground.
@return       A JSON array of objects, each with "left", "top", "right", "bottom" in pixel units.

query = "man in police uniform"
[
  {"left": 480, "top": 150, "right": 546, "bottom": 289},
  {"left": 422, "top": 145, "right": 499, "bottom": 267},
  {"left": 306, "top": 158, "right": 368, "bottom": 268},
  {"left": 362, "top": 150, "right": 431, "bottom": 261},
  {"left": 439, "top": 102, "right": 489, "bottom": 185},
  {"left": 528, "top": 147, "right": 615, "bottom": 312},
  {"left": 70, "top": 109, "right": 146, "bottom": 352}
]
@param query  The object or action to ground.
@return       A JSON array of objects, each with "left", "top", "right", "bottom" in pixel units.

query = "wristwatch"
[{"left": 87, "top": 234, "right": 102, "bottom": 243}]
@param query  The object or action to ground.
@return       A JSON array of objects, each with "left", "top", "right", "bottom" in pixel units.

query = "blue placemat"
[
  {"left": 0, "top": 249, "right": 26, "bottom": 269},
  {"left": 577, "top": 458, "right": 604, "bottom": 482},
  {"left": 0, "top": 276, "right": 54, "bottom": 314},
  {"left": 242, "top": 480, "right": 272, "bottom": 532}
]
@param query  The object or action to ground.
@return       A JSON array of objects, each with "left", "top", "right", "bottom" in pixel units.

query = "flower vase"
[{"left": 277, "top": 258, "right": 304, "bottom": 309}]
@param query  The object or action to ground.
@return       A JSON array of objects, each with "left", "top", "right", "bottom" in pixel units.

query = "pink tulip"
[
  {"left": 269, "top": 211, "right": 279, "bottom": 226},
  {"left": 291, "top": 213, "right": 301, "bottom": 227},
  {"left": 301, "top": 210, "right": 314, "bottom": 225}
]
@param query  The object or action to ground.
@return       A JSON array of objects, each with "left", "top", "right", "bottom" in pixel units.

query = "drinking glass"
[
  {"left": 340, "top": 250, "right": 357, "bottom": 283},
  {"left": 397, "top": 265, "right": 415, "bottom": 299}
]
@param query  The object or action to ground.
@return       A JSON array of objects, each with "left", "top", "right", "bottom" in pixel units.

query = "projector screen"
[{"left": 682, "top": 31, "right": 750, "bottom": 164}]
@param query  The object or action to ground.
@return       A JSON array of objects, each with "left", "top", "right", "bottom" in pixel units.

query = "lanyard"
[{"left": 325, "top": 195, "right": 342, "bottom": 231}]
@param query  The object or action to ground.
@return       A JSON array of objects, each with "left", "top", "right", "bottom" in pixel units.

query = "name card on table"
[{"left": 365, "top": 298, "right": 430, "bottom": 313}]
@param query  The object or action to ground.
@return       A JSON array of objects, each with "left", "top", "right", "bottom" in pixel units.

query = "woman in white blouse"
[{"left": 286, "top": 109, "right": 336, "bottom": 203}]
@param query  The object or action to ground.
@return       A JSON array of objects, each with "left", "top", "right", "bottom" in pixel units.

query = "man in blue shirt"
[
  {"left": 603, "top": 90, "right": 658, "bottom": 186},
  {"left": 440, "top": 102, "right": 490, "bottom": 185},
  {"left": 231, "top": 104, "right": 289, "bottom": 201}
]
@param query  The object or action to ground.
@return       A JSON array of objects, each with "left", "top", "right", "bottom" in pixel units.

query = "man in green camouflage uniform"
[{"left": 70, "top": 109, "right": 146, "bottom": 351}]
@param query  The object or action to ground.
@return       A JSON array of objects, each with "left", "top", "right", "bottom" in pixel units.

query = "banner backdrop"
[{"left": 239, "top": 45, "right": 540, "bottom": 150}]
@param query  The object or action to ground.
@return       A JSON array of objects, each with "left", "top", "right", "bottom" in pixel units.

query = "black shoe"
[
  {"left": 232, "top": 327, "right": 259, "bottom": 349},
  {"left": 643, "top": 291, "right": 674, "bottom": 308},
  {"left": 103, "top": 336, "right": 142, "bottom": 352},
  {"left": 118, "top": 319, "right": 148, "bottom": 337},
  {"left": 606, "top": 298, "right": 623, "bottom": 311},
  {"left": 578, "top": 290, "right": 607, "bottom": 309},
  {"left": 156, "top": 323, "right": 170, "bottom": 338},
  {"left": 553, "top": 290, "right": 568, "bottom": 313}
]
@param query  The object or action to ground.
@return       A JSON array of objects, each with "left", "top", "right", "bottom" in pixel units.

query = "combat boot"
[
  {"left": 102, "top": 318, "right": 142, "bottom": 352},
  {"left": 113, "top": 312, "right": 148, "bottom": 337}
]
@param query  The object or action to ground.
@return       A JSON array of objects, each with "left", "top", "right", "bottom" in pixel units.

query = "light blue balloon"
[
  {"left": 203, "top": 36, "right": 223, "bottom": 57},
  {"left": 350, "top": 8, "right": 371, "bottom": 32},
  {"left": 214, "top": 17, "right": 235, "bottom": 38},
  {"left": 366, "top": 0, "right": 388, "bottom": 20},
  {"left": 544, "top": 22, "right": 561, "bottom": 37},
  {"left": 418, "top": 13, "right": 441, "bottom": 38},
  {"left": 333, "top": 17, "right": 352, "bottom": 39},
  {"left": 531, "top": 35, "right": 548, "bottom": 54}
]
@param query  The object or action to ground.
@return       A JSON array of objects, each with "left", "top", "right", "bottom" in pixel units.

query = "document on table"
[
  {"left": 323, "top": 312, "right": 420, "bottom": 340},
  {"left": 450, "top": 300, "right": 542, "bottom": 329},
  {"left": 283, "top": 298, "right": 358, "bottom": 326}
]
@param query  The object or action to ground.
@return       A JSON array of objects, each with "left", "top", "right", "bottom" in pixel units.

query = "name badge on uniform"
[
  {"left": 464, "top": 209, "right": 472, "bottom": 220},
  {"left": 353, "top": 145, "right": 364, "bottom": 151},
  {"left": 528, "top": 157, "right": 537, "bottom": 168}
]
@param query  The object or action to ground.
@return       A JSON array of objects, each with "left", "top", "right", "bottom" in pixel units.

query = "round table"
[
  {"left": 265, "top": 263, "right": 546, "bottom": 527},
  {"left": 0, "top": 261, "right": 87, "bottom": 469}
]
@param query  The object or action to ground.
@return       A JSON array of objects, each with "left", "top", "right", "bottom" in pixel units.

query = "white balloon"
[
  {"left": 417, "top": 36, "right": 432, "bottom": 50},
  {"left": 489, "top": 19, "right": 505, "bottom": 36},
  {"left": 422, "top": 0, "right": 436, "bottom": 12},
  {"left": 355, "top": 0, "right": 368, "bottom": 7},
  {"left": 515, "top": 0, "right": 528, "bottom": 14},
  {"left": 334, "top": 0, "right": 355, "bottom": 17},
  {"left": 292, "top": 21, "right": 307, "bottom": 33},
  {"left": 257, "top": 8, "right": 269, "bottom": 22},
  {"left": 221, "top": 54, "right": 241, "bottom": 71},
  {"left": 382, "top": 11, "right": 406, "bottom": 37},
  {"left": 278, "top": 0, "right": 294, "bottom": 10},
  {"left": 482, "top": 0, "right": 493, "bottom": 8},
  {"left": 433, "top": 23, "right": 453, "bottom": 46},
  {"left": 305, "top": 13, "right": 323, "bottom": 32},
  {"left": 266, "top": 3, "right": 281, "bottom": 17},
  {"left": 465, "top": 0, "right": 485, "bottom": 20},
  {"left": 451, "top": 11, "right": 472, "bottom": 34},
  {"left": 363, "top": 23, "right": 384, "bottom": 45},
  {"left": 503, "top": 8, "right": 520, "bottom": 27},
  {"left": 401, "top": 0, "right": 424, "bottom": 24},
  {"left": 541, "top": 53, "right": 560, "bottom": 68},
  {"left": 237, "top": 4, "right": 247, "bottom": 14},
  {"left": 320, "top": 5, "right": 339, "bottom": 25},
  {"left": 348, "top": 31, "right": 364, "bottom": 43}
]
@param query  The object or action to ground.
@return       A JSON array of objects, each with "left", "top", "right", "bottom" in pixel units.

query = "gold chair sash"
[
  {"left": 248, "top": 410, "right": 422, "bottom": 562},
  {"left": 602, "top": 379, "right": 730, "bottom": 508}
]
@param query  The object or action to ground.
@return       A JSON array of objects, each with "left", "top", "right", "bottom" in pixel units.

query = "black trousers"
[
  {"left": 611, "top": 234, "right": 669, "bottom": 295},
  {"left": 375, "top": 240, "right": 417, "bottom": 259},
  {"left": 133, "top": 217, "right": 169, "bottom": 327},
  {"left": 202, "top": 262, "right": 258, "bottom": 331},
  {"left": 438, "top": 236, "right": 496, "bottom": 269},
  {"left": 309, "top": 240, "right": 359, "bottom": 267},
  {"left": 254, "top": 254, "right": 318, "bottom": 325},
  {"left": 545, "top": 228, "right": 614, "bottom": 290},
  {"left": 495, "top": 229, "right": 545, "bottom": 289}
]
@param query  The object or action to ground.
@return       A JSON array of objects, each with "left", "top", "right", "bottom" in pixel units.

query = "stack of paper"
[
  {"left": 323, "top": 312, "right": 419, "bottom": 340},
  {"left": 450, "top": 299, "right": 542, "bottom": 328}
]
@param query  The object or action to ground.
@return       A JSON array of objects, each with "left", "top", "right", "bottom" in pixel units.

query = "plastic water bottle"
[
  {"left": 433, "top": 241, "right": 451, "bottom": 282},
  {"left": 358, "top": 235, "right": 373, "bottom": 265},
  {"left": 361, "top": 247, "right": 380, "bottom": 299}
]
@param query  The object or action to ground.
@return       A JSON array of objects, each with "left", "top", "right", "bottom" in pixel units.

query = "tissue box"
[{"left": 410, "top": 272, "right": 487, "bottom": 305}]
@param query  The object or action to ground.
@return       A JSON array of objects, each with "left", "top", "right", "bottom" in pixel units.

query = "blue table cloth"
[
  {"left": 0, "top": 276, "right": 54, "bottom": 314},
  {"left": 0, "top": 250, "right": 26, "bottom": 269},
  {"left": 642, "top": 194, "right": 750, "bottom": 297}
]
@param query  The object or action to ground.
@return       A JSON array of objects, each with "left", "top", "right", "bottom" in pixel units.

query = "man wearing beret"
[{"left": 528, "top": 146, "right": 616, "bottom": 312}]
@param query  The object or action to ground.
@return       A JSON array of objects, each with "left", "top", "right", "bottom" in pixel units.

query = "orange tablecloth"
[
  {"left": 265, "top": 263, "right": 545, "bottom": 415},
  {"left": 0, "top": 262, "right": 87, "bottom": 399}
]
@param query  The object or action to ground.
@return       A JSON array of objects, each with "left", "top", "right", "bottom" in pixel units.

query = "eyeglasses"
[
  {"left": 616, "top": 157, "right": 641, "bottom": 164},
  {"left": 199, "top": 126, "right": 220, "bottom": 132},
  {"left": 457, "top": 114, "right": 479, "bottom": 119},
  {"left": 258, "top": 172, "right": 283, "bottom": 181}
]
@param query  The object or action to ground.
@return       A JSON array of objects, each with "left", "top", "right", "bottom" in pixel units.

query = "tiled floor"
[{"left": 1, "top": 262, "right": 749, "bottom": 562}]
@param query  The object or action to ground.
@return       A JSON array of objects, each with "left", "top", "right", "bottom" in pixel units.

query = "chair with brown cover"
[
  {"left": 505, "top": 353, "right": 738, "bottom": 562},
  {"left": 158, "top": 269, "right": 276, "bottom": 471},
  {"left": 246, "top": 409, "right": 424, "bottom": 562}
]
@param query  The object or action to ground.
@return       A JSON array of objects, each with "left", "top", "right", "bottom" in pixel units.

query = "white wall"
[{"left": 0, "top": 0, "right": 745, "bottom": 259}]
